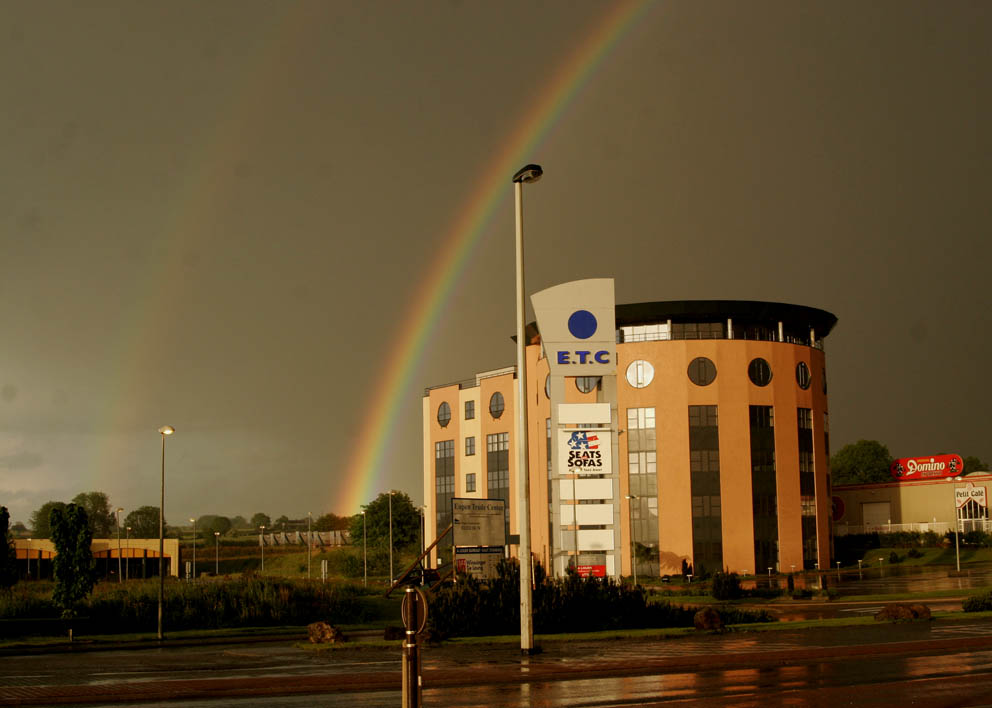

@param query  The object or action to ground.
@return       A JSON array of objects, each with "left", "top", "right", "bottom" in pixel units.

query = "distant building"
[
  {"left": 15, "top": 538, "right": 180, "bottom": 580},
  {"left": 423, "top": 296, "right": 837, "bottom": 578}
]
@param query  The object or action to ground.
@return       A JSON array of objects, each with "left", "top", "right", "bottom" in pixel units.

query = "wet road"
[{"left": 5, "top": 620, "right": 992, "bottom": 706}]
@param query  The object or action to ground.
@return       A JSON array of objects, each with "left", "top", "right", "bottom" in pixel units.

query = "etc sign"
[{"left": 531, "top": 279, "right": 617, "bottom": 376}]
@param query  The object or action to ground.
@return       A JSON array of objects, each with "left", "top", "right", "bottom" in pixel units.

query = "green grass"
[{"left": 861, "top": 546, "right": 992, "bottom": 567}]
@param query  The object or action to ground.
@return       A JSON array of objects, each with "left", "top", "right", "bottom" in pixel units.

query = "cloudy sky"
[{"left": 1, "top": 1, "right": 989, "bottom": 527}]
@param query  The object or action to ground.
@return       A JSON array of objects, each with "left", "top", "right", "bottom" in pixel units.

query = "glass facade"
[
  {"left": 434, "top": 440, "right": 455, "bottom": 558},
  {"left": 798, "top": 408, "right": 817, "bottom": 568},
  {"left": 689, "top": 405, "right": 722, "bottom": 575},
  {"left": 627, "top": 407, "right": 659, "bottom": 576},
  {"left": 750, "top": 406, "right": 778, "bottom": 572},
  {"left": 487, "top": 432, "right": 510, "bottom": 538}
]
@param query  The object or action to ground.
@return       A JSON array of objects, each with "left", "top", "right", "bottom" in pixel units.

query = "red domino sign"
[{"left": 890, "top": 454, "right": 964, "bottom": 481}]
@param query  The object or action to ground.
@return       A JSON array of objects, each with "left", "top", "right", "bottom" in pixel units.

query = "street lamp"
[
  {"left": 307, "top": 511, "right": 312, "bottom": 580},
  {"left": 362, "top": 510, "right": 367, "bottom": 587},
  {"left": 125, "top": 526, "right": 131, "bottom": 581},
  {"left": 388, "top": 491, "right": 394, "bottom": 582},
  {"left": 116, "top": 507, "right": 124, "bottom": 583},
  {"left": 259, "top": 525, "right": 266, "bottom": 572},
  {"left": 214, "top": 531, "right": 220, "bottom": 576},
  {"left": 157, "top": 425, "right": 174, "bottom": 641},
  {"left": 948, "top": 476, "right": 963, "bottom": 572},
  {"left": 513, "top": 162, "right": 542, "bottom": 655},
  {"left": 190, "top": 518, "right": 197, "bottom": 580},
  {"left": 624, "top": 494, "right": 638, "bottom": 587}
]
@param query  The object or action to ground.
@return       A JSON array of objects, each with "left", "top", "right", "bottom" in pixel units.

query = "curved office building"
[{"left": 423, "top": 299, "right": 837, "bottom": 578}]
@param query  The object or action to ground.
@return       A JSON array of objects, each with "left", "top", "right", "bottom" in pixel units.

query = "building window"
[
  {"left": 466, "top": 473, "right": 476, "bottom": 493},
  {"left": 437, "top": 401, "right": 451, "bottom": 427},
  {"left": 465, "top": 436, "right": 475, "bottom": 456},
  {"left": 798, "top": 408, "right": 816, "bottom": 567},
  {"left": 545, "top": 374, "right": 551, "bottom": 399},
  {"left": 575, "top": 376, "right": 600, "bottom": 394},
  {"left": 619, "top": 323, "right": 670, "bottom": 343},
  {"left": 625, "top": 360, "right": 655, "bottom": 389},
  {"left": 689, "top": 405, "right": 722, "bottom": 575},
  {"left": 796, "top": 362, "right": 811, "bottom": 390},
  {"left": 434, "top": 440, "right": 455, "bottom": 557},
  {"left": 750, "top": 406, "right": 778, "bottom": 571},
  {"left": 687, "top": 357, "right": 717, "bottom": 387},
  {"left": 487, "top": 432, "right": 510, "bottom": 537},
  {"left": 489, "top": 392, "right": 505, "bottom": 419},
  {"left": 465, "top": 400, "right": 475, "bottom": 420},
  {"left": 748, "top": 358, "right": 773, "bottom": 387},
  {"left": 627, "top": 407, "right": 659, "bottom": 577}
]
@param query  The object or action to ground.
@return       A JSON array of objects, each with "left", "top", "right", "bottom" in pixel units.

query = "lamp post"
[
  {"left": 259, "top": 525, "right": 266, "bottom": 572},
  {"left": 948, "top": 476, "right": 963, "bottom": 572},
  {"left": 388, "top": 491, "right": 394, "bottom": 582},
  {"left": 362, "top": 510, "right": 367, "bottom": 587},
  {"left": 214, "top": 531, "right": 220, "bottom": 576},
  {"left": 513, "top": 162, "right": 542, "bottom": 655},
  {"left": 126, "top": 526, "right": 131, "bottom": 582},
  {"left": 157, "top": 425, "right": 174, "bottom": 641},
  {"left": 307, "top": 511, "right": 312, "bottom": 580},
  {"left": 624, "top": 494, "right": 638, "bottom": 586},
  {"left": 190, "top": 518, "right": 197, "bottom": 580},
  {"left": 116, "top": 507, "right": 123, "bottom": 583}
]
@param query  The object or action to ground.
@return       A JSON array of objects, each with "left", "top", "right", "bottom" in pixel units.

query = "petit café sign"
[{"left": 955, "top": 483, "right": 987, "bottom": 509}]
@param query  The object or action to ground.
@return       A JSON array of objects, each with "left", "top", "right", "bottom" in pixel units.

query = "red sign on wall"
[
  {"left": 890, "top": 454, "right": 964, "bottom": 481},
  {"left": 576, "top": 565, "right": 606, "bottom": 578}
]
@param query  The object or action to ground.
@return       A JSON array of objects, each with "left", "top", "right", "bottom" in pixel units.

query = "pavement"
[{"left": 4, "top": 616, "right": 992, "bottom": 706}]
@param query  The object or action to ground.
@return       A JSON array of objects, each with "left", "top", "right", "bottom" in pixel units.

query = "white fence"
[
  {"left": 834, "top": 519, "right": 992, "bottom": 536},
  {"left": 258, "top": 530, "right": 350, "bottom": 547}
]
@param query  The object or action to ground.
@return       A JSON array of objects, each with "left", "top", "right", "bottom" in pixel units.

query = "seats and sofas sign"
[{"left": 559, "top": 429, "right": 612, "bottom": 476}]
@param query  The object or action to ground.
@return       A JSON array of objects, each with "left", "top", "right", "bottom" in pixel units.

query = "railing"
[{"left": 834, "top": 519, "right": 992, "bottom": 536}]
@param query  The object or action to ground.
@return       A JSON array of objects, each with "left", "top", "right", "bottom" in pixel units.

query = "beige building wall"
[{"left": 833, "top": 475, "right": 992, "bottom": 528}]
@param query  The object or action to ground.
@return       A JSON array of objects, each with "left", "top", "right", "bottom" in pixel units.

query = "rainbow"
[{"left": 337, "top": 0, "right": 656, "bottom": 513}]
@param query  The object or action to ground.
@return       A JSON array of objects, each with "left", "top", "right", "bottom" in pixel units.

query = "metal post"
[
  {"left": 157, "top": 426, "right": 174, "bottom": 641},
  {"left": 116, "top": 508, "right": 123, "bottom": 583},
  {"left": 401, "top": 587, "right": 423, "bottom": 708},
  {"left": 625, "top": 494, "right": 638, "bottom": 586},
  {"left": 214, "top": 531, "right": 220, "bottom": 575},
  {"left": 125, "top": 527, "right": 130, "bottom": 581},
  {"left": 362, "top": 510, "right": 367, "bottom": 587},
  {"left": 307, "top": 512, "right": 312, "bottom": 580},
  {"left": 259, "top": 525, "right": 265, "bottom": 572},
  {"left": 191, "top": 517, "right": 196, "bottom": 580},
  {"left": 389, "top": 492, "right": 394, "bottom": 582},
  {"left": 512, "top": 163, "right": 541, "bottom": 654}
]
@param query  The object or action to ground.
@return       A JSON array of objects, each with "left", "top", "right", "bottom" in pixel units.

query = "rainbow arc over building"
[{"left": 337, "top": 0, "right": 655, "bottom": 513}]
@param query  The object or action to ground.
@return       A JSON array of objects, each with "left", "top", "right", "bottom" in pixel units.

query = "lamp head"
[
  {"left": 512, "top": 163, "right": 543, "bottom": 184},
  {"left": 158, "top": 425, "right": 175, "bottom": 436}
]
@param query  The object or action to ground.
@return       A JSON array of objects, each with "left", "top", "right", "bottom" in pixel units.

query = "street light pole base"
[{"left": 521, "top": 646, "right": 543, "bottom": 656}]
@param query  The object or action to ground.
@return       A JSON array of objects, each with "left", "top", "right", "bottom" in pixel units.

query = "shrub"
[
  {"left": 963, "top": 590, "right": 992, "bottom": 612},
  {"left": 907, "top": 548, "right": 923, "bottom": 559},
  {"left": 711, "top": 572, "right": 742, "bottom": 601},
  {"left": 888, "top": 551, "right": 902, "bottom": 564}
]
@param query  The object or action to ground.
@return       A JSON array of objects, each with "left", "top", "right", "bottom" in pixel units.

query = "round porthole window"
[
  {"left": 625, "top": 360, "right": 654, "bottom": 389},
  {"left": 575, "top": 376, "right": 601, "bottom": 394},
  {"left": 796, "top": 362, "right": 811, "bottom": 390},
  {"left": 489, "top": 392, "right": 505, "bottom": 419},
  {"left": 545, "top": 374, "right": 551, "bottom": 399},
  {"left": 748, "top": 358, "right": 772, "bottom": 387},
  {"left": 687, "top": 357, "right": 717, "bottom": 386},
  {"left": 437, "top": 401, "right": 451, "bottom": 427}
]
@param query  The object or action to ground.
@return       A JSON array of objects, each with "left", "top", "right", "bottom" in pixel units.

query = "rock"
[
  {"left": 874, "top": 603, "right": 931, "bottom": 622},
  {"left": 307, "top": 621, "right": 345, "bottom": 644},
  {"left": 383, "top": 626, "right": 406, "bottom": 640},
  {"left": 694, "top": 606, "right": 724, "bottom": 631}
]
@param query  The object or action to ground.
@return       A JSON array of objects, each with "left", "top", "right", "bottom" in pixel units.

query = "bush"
[
  {"left": 711, "top": 572, "right": 742, "bottom": 601},
  {"left": 907, "top": 548, "right": 923, "bottom": 559},
  {"left": 888, "top": 551, "right": 902, "bottom": 564},
  {"left": 963, "top": 590, "right": 992, "bottom": 612}
]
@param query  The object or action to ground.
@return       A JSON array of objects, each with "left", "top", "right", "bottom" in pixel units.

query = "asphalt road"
[{"left": 5, "top": 619, "right": 992, "bottom": 706}]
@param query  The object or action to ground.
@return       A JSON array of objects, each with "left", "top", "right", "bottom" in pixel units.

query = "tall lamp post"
[
  {"left": 307, "top": 511, "right": 312, "bottom": 580},
  {"left": 362, "top": 509, "right": 367, "bottom": 587},
  {"left": 513, "top": 162, "right": 542, "bottom": 655},
  {"left": 125, "top": 526, "right": 131, "bottom": 581},
  {"left": 948, "top": 476, "right": 963, "bottom": 572},
  {"left": 624, "top": 494, "right": 638, "bottom": 587},
  {"left": 157, "top": 425, "right": 174, "bottom": 641},
  {"left": 259, "top": 525, "right": 266, "bottom": 573},
  {"left": 214, "top": 531, "right": 220, "bottom": 576},
  {"left": 190, "top": 518, "right": 197, "bottom": 580},
  {"left": 116, "top": 507, "right": 124, "bottom": 583}
]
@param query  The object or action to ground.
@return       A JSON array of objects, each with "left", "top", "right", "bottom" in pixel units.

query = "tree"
[
  {"left": 195, "top": 515, "right": 232, "bottom": 537},
  {"left": 230, "top": 515, "right": 248, "bottom": 530},
  {"left": 964, "top": 456, "right": 989, "bottom": 473},
  {"left": 30, "top": 501, "right": 67, "bottom": 538},
  {"left": 250, "top": 513, "right": 271, "bottom": 529},
  {"left": 830, "top": 440, "right": 892, "bottom": 485},
  {"left": 71, "top": 492, "right": 116, "bottom": 538},
  {"left": 10, "top": 521, "right": 27, "bottom": 537},
  {"left": 275, "top": 515, "right": 290, "bottom": 530},
  {"left": 0, "top": 507, "right": 17, "bottom": 590},
  {"left": 349, "top": 492, "right": 420, "bottom": 551},
  {"left": 314, "top": 512, "right": 352, "bottom": 531},
  {"left": 50, "top": 503, "right": 97, "bottom": 617},
  {"left": 124, "top": 506, "right": 165, "bottom": 538}
]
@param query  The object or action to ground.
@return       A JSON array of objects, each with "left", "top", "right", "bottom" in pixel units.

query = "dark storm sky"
[{"left": 1, "top": 0, "right": 989, "bottom": 526}]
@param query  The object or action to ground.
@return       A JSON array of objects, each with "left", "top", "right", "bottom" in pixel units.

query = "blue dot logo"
[{"left": 567, "top": 310, "right": 598, "bottom": 339}]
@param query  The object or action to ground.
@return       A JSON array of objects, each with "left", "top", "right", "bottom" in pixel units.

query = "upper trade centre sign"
[{"left": 531, "top": 279, "right": 616, "bottom": 375}]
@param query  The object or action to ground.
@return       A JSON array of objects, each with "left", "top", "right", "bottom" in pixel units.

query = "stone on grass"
[
  {"left": 694, "top": 606, "right": 724, "bottom": 631},
  {"left": 873, "top": 603, "right": 931, "bottom": 622},
  {"left": 308, "top": 621, "right": 345, "bottom": 644}
]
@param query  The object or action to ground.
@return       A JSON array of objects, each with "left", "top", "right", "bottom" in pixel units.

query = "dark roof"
[{"left": 616, "top": 300, "right": 837, "bottom": 336}]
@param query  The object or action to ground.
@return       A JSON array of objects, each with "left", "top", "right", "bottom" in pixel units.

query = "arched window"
[
  {"left": 489, "top": 392, "right": 505, "bottom": 419},
  {"left": 796, "top": 362, "right": 811, "bottom": 390},
  {"left": 575, "top": 376, "right": 601, "bottom": 393}
]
